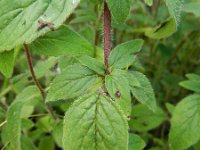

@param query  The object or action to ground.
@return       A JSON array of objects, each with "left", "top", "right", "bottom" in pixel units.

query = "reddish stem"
[
  {"left": 24, "top": 43, "right": 57, "bottom": 120},
  {"left": 104, "top": 2, "right": 111, "bottom": 73},
  {"left": 24, "top": 43, "right": 45, "bottom": 98}
]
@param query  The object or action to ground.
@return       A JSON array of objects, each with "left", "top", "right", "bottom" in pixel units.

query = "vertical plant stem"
[
  {"left": 23, "top": 43, "right": 57, "bottom": 120},
  {"left": 104, "top": 2, "right": 111, "bottom": 73}
]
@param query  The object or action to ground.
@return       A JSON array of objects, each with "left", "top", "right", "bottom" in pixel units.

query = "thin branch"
[
  {"left": 24, "top": 43, "right": 45, "bottom": 97},
  {"left": 23, "top": 43, "right": 57, "bottom": 120},
  {"left": 104, "top": 2, "right": 111, "bottom": 74}
]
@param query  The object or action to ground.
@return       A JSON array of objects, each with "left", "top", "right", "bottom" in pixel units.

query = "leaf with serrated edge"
[
  {"left": 128, "top": 71, "right": 157, "bottom": 111},
  {"left": 63, "top": 92, "right": 128, "bottom": 150},
  {"left": 109, "top": 39, "right": 144, "bottom": 69},
  {"left": 46, "top": 64, "right": 99, "bottom": 102},
  {"left": 106, "top": 0, "right": 131, "bottom": 23},
  {"left": 164, "top": 0, "right": 184, "bottom": 26},
  {"left": 0, "top": 0, "right": 80, "bottom": 52},
  {"left": 76, "top": 55, "right": 105, "bottom": 75},
  {"left": 169, "top": 94, "right": 200, "bottom": 150},
  {"left": 105, "top": 69, "right": 131, "bottom": 117}
]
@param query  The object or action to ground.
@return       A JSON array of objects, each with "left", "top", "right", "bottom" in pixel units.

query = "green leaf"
[
  {"left": 6, "top": 86, "right": 41, "bottom": 150},
  {"left": 109, "top": 39, "right": 144, "bottom": 69},
  {"left": 76, "top": 55, "right": 105, "bottom": 75},
  {"left": 165, "top": 102, "right": 175, "bottom": 114},
  {"left": 0, "top": 50, "right": 15, "bottom": 78},
  {"left": 63, "top": 92, "right": 128, "bottom": 150},
  {"left": 0, "top": 46, "right": 20, "bottom": 78},
  {"left": 164, "top": 0, "right": 184, "bottom": 25},
  {"left": 169, "top": 94, "right": 200, "bottom": 150},
  {"left": 145, "top": 18, "right": 177, "bottom": 39},
  {"left": 183, "top": 2, "right": 200, "bottom": 17},
  {"left": 46, "top": 64, "right": 99, "bottom": 102},
  {"left": 30, "top": 25, "right": 94, "bottom": 56},
  {"left": 0, "top": 0, "right": 80, "bottom": 52},
  {"left": 144, "top": 0, "right": 153, "bottom": 6},
  {"left": 21, "top": 136, "right": 37, "bottom": 150},
  {"left": 106, "top": 0, "right": 131, "bottom": 23},
  {"left": 52, "top": 121, "right": 63, "bottom": 148},
  {"left": 105, "top": 69, "right": 131, "bottom": 117},
  {"left": 179, "top": 73, "right": 200, "bottom": 93},
  {"left": 129, "top": 134, "right": 146, "bottom": 150},
  {"left": 39, "top": 136, "right": 55, "bottom": 150},
  {"left": 129, "top": 104, "right": 166, "bottom": 132},
  {"left": 127, "top": 71, "right": 157, "bottom": 111}
]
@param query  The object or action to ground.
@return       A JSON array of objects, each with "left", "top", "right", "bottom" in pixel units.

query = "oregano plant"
[{"left": 1, "top": 0, "right": 200, "bottom": 150}]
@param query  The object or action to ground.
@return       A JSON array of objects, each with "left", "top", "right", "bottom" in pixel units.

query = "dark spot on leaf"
[
  {"left": 115, "top": 91, "right": 121, "bottom": 98},
  {"left": 142, "top": 122, "right": 148, "bottom": 126}
]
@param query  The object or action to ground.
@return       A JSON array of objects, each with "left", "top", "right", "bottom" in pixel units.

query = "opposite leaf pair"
[{"left": 46, "top": 39, "right": 157, "bottom": 150}]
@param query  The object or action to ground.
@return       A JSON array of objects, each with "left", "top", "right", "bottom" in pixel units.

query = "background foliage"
[{"left": 0, "top": 0, "right": 200, "bottom": 150}]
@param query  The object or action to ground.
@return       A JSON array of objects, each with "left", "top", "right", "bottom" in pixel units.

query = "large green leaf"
[
  {"left": 6, "top": 86, "right": 41, "bottom": 150},
  {"left": 109, "top": 39, "right": 144, "bottom": 69},
  {"left": 63, "top": 92, "right": 128, "bottom": 150},
  {"left": 129, "top": 104, "right": 166, "bottom": 132},
  {"left": 30, "top": 25, "right": 94, "bottom": 56},
  {"left": 169, "top": 94, "right": 200, "bottom": 150},
  {"left": 106, "top": 0, "right": 131, "bottom": 23},
  {"left": 129, "top": 134, "right": 146, "bottom": 150},
  {"left": 164, "top": 0, "right": 184, "bottom": 25},
  {"left": 105, "top": 69, "right": 131, "bottom": 117},
  {"left": 0, "top": 0, "right": 80, "bottom": 52},
  {"left": 46, "top": 64, "right": 100, "bottom": 102},
  {"left": 127, "top": 71, "right": 157, "bottom": 111}
]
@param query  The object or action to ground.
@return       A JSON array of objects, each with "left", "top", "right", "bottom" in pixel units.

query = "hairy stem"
[
  {"left": 104, "top": 2, "right": 111, "bottom": 73},
  {"left": 23, "top": 43, "right": 57, "bottom": 120}
]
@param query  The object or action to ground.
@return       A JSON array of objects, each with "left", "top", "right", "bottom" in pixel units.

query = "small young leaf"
[
  {"left": 105, "top": 69, "right": 131, "bottom": 117},
  {"left": 76, "top": 55, "right": 105, "bottom": 75},
  {"left": 106, "top": 0, "right": 131, "bottom": 23},
  {"left": 30, "top": 26, "right": 94, "bottom": 56},
  {"left": 109, "top": 39, "right": 144, "bottom": 69},
  {"left": 179, "top": 73, "right": 200, "bottom": 93},
  {"left": 63, "top": 92, "right": 128, "bottom": 150},
  {"left": 145, "top": 18, "right": 177, "bottom": 39},
  {"left": 169, "top": 94, "right": 200, "bottom": 150},
  {"left": 128, "top": 71, "right": 157, "bottom": 111},
  {"left": 46, "top": 64, "right": 99, "bottom": 102},
  {"left": 0, "top": 50, "right": 15, "bottom": 78},
  {"left": 0, "top": 0, "right": 80, "bottom": 52},
  {"left": 129, "top": 133, "right": 146, "bottom": 150},
  {"left": 129, "top": 104, "right": 166, "bottom": 132}
]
